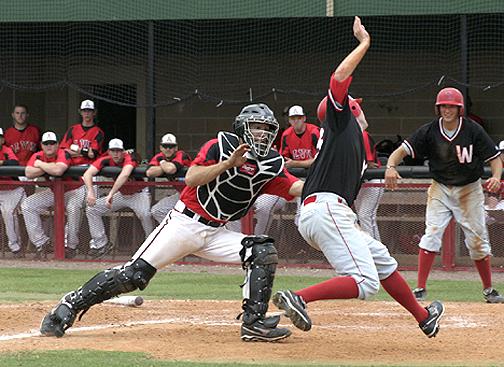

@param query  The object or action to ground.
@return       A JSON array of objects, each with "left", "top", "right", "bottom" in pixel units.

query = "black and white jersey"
[
  {"left": 302, "top": 79, "right": 366, "bottom": 206},
  {"left": 403, "top": 117, "right": 500, "bottom": 186},
  {"left": 180, "top": 131, "right": 298, "bottom": 222}
]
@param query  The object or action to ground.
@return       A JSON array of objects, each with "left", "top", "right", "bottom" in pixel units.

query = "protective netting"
[
  {"left": 1, "top": 179, "right": 504, "bottom": 270},
  {"left": 0, "top": 2, "right": 503, "bottom": 106}
]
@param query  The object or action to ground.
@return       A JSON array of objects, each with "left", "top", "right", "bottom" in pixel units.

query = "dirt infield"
[{"left": 0, "top": 299, "right": 502, "bottom": 366}]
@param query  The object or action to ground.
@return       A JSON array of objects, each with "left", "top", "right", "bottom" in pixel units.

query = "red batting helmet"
[
  {"left": 435, "top": 87, "right": 464, "bottom": 116},
  {"left": 317, "top": 96, "right": 363, "bottom": 122}
]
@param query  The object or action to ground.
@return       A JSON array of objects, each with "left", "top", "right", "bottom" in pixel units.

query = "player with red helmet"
[{"left": 385, "top": 86, "right": 504, "bottom": 303}]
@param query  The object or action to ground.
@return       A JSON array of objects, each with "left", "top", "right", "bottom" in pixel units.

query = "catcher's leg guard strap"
[
  {"left": 64, "top": 258, "right": 157, "bottom": 312},
  {"left": 239, "top": 236, "right": 278, "bottom": 325}
]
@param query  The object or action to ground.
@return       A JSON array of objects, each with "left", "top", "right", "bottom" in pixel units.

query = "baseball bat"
[{"left": 104, "top": 295, "right": 144, "bottom": 307}]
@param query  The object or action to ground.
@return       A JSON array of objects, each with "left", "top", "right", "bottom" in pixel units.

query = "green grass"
[
  {"left": 0, "top": 350, "right": 461, "bottom": 367},
  {"left": 0, "top": 267, "right": 500, "bottom": 303}
]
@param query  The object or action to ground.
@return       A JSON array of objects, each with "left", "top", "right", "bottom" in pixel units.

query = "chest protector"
[{"left": 197, "top": 131, "right": 284, "bottom": 221}]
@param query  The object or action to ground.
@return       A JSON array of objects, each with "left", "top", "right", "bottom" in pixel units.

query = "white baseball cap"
[
  {"left": 498, "top": 140, "right": 504, "bottom": 152},
  {"left": 288, "top": 105, "right": 305, "bottom": 117},
  {"left": 108, "top": 138, "right": 124, "bottom": 150},
  {"left": 161, "top": 133, "right": 177, "bottom": 145},
  {"left": 41, "top": 131, "right": 57, "bottom": 143},
  {"left": 80, "top": 99, "right": 95, "bottom": 110},
  {"left": 0, "top": 128, "right": 4, "bottom": 136}
]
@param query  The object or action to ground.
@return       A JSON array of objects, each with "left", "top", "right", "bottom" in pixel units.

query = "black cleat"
[
  {"left": 65, "top": 248, "right": 77, "bottom": 259},
  {"left": 272, "top": 290, "right": 312, "bottom": 331},
  {"left": 240, "top": 319, "right": 291, "bottom": 342},
  {"left": 40, "top": 303, "right": 77, "bottom": 338},
  {"left": 88, "top": 242, "right": 112, "bottom": 259},
  {"left": 413, "top": 287, "right": 427, "bottom": 301},
  {"left": 483, "top": 288, "right": 504, "bottom": 303},
  {"left": 419, "top": 300, "right": 445, "bottom": 338}
]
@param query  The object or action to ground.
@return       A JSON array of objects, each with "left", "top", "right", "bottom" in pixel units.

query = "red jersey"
[
  {"left": 92, "top": 153, "right": 141, "bottom": 195},
  {"left": 60, "top": 123, "right": 105, "bottom": 165},
  {"left": 148, "top": 150, "right": 192, "bottom": 174},
  {"left": 4, "top": 124, "right": 41, "bottom": 166},
  {"left": 280, "top": 123, "right": 320, "bottom": 160},
  {"left": 180, "top": 134, "right": 297, "bottom": 222},
  {"left": 0, "top": 145, "right": 19, "bottom": 190},
  {"left": 362, "top": 130, "right": 380, "bottom": 166}
]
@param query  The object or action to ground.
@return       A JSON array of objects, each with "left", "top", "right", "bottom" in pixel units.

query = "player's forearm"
[
  {"left": 146, "top": 166, "right": 163, "bottom": 178},
  {"left": 333, "top": 39, "right": 370, "bottom": 82},
  {"left": 38, "top": 162, "right": 63, "bottom": 176},
  {"left": 489, "top": 157, "right": 503, "bottom": 180},
  {"left": 83, "top": 170, "right": 96, "bottom": 192},
  {"left": 108, "top": 172, "right": 130, "bottom": 196},
  {"left": 25, "top": 166, "right": 44, "bottom": 178},
  {"left": 288, "top": 180, "right": 304, "bottom": 197},
  {"left": 386, "top": 146, "right": 408, "bottom": 168},
  {"left": 185, "top": 161, "right": 232, "bottom": 187},
  {"left": 290, "top": 159, "right": 314, "bottom": 169}
]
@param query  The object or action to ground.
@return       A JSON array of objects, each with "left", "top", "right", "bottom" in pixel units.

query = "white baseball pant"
[
  {"left": 86, "top": 189, "right": 153, "bottom": 249},
  {"left": 298, "top": 192, "right": 397, "bottom": 300},
  {"left": 151, "top": 192, "right": 180, "bottom": 223},
  {"left": 253, "top": 194, "right": 287, "bottom": 234},
  {"left": 419, "top": 179, "right": 490, "bottom": 260},
  {"left": 354, "top": 179, "right": 385, "bottom": 241},
  {"left": 0, "top": 187, "right": 25, "bottom": 252},
  {"left": 21, "top": 186, "right": 86, "bottom": 249}
]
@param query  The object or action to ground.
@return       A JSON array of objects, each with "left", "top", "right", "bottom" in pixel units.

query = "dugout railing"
[{"left": 0, "top": 166, "right": 502, "bottom": 272}]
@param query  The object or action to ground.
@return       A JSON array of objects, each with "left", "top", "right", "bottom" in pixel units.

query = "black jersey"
[
  {"left": 302, "top": 89, "right": 366, "bottom": 206},
  {"left": 403, "top": 117, "right": 500, "bottom": 186}
]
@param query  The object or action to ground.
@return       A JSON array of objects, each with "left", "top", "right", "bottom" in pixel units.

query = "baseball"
[{"left": 70, "top": 144, "right": 79, "bottom": 152}]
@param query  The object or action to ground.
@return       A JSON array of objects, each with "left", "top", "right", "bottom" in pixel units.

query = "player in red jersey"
[
  {"left": 146, "top": 133, "right": 192, "bottom": 223},
  {"left": 22, "top": 132, "right": 86, "bottom": 259},
  {"left": 4, "top": 104, "right": 41, "bottom": 166},
  {"left": 249, "top": 105, "right": 320, "bottom": 235},
  {"left": 59, "top": 100, "right": 105, "bottom": 165},
  {"left": 85, "top": 138, "right": 154, "bottom": 258},
  {"left": 0, "top": 128, "right": 25, "bottom": 257}
]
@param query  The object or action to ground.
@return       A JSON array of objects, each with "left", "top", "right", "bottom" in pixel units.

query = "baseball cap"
[
  {"left": 288, "top": 105, "right": 305, "bottom": 117},
  {"left": 41, "top": 131, "right": 57, "bottom": 143},
  {"left": 498, "top": 140, "right": 504, "bottom": 152},
  {"left": 161, "top": 133, "right": 177, "bottom": 145},
  {"left": 80, "top": 99, "right": 95, "bottom": 110},
  {"left": 108, "top": 138, "right": 124, "bottom": 150}
]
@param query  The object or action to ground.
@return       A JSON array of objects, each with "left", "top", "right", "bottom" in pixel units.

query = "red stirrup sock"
[
  {"left": 417, "top": 249, "right": 437, "bottom": 289},
  {"left": 381, "top": 270, "right": 429, "bottom": 323},
  {"left": 296, "top": 276, "right": 359, "bottom": 303},
  {"left": 474, "top": 255, "right": 492, "bottom": 290}
]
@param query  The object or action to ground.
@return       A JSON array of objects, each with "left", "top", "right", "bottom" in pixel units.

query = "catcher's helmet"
[
  {"left": 317, "top": 95, "right": 362, "bottom": 123},
  {"left": 233, "top": 103, "right": 279, "bottom": 157},
  {"left": 435, "top": 87, "right": 464, "bottom": 116}
]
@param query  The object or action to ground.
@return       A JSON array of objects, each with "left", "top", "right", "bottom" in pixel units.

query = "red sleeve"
[
  {"left": 123, "top": 153, "right": 137, "bottom": 168},
  {"left": 90, "top": 127, "right": 105, "bottom": 153},
  {"left": 56, "top": 149, "right": 72, "bottom": 166},
  {"left": 279, "top": 130, "right": 290, "bottom": 158},
  {"left": 328, "top": 76, "right": 352, "bottom": 108},
  {"left": 92, "top": 156, "right": 105, "bottom": 170},
  {"left": 148, "top": 153, "right": 162, "bottom": 167},
  {"left": 27, "top": 152, "right": 40, "bottom": 167},
  {"left": 362, "top": 131, "right": 375, "bottom": 162},
  {"left": 192, "top": 139, "right": 219, "bottom": 166},
  {"left": 5, "top": 146, "right": 18, "bottom": 161},
  {"left": 172, "top": 151, "right": 192, "bottom": 167},
  {"left": 261, "top": 168, "right": 299, "bottom": 201}
]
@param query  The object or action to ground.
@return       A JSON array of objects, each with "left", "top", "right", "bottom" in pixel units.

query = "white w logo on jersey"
[{"left": 456, "top": 144, "right": 473, "bottom": 163}]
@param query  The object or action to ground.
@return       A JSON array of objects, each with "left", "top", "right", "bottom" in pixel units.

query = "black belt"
[{"left": 182, "top": 207, "right": 224, "bottom": 228}]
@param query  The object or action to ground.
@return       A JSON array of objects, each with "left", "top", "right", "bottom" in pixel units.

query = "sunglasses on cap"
[
  {"left": 42, "top": 141, "right": 57, "bottom": 146},
  {"left": 161, "top": 143, "right": 177, "bottom": 149}
]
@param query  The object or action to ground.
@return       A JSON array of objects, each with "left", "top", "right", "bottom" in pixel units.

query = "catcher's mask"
[{"left": 233, "top": 103, "right": 279, "bottom": 157}]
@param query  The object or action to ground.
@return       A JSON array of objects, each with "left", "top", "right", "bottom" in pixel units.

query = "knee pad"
[
  {"left": 64, "top": 258, "right": 157, "bottom": 312},
  {"left": 239, "top": 236, "right": 278, "bottom": 324}
]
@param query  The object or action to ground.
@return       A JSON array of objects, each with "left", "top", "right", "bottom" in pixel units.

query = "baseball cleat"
[
  {"left": 272, "top": 290, "right": 312, "bottom": 331},
  {"left": 40, "top": 303, "right": 77, "bottom": 338},
  {"left": 419, "top": 300, "right": 444, "bottom": 338},
  {"left": 240, "top": 319, "right": 291, "bottom": 342},
  {"left": 483, "top": 288, "right": 504, "bottom": 303},
  {"left": 413, "top": 287, "right": 427, "bottom": 301}
]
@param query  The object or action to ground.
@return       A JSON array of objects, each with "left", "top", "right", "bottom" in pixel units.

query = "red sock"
[
  {"left": 417, "top": 249, "right": 437, "bottom": 289},
  {"left": 296, "top": 276, "right": 359, "bottom": 303},
  {"left": 474, "top": 255, "right": 492, "bottom": 289},
  {"left": 381, "top": 270, "right": 428, "bottom": 323}
]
